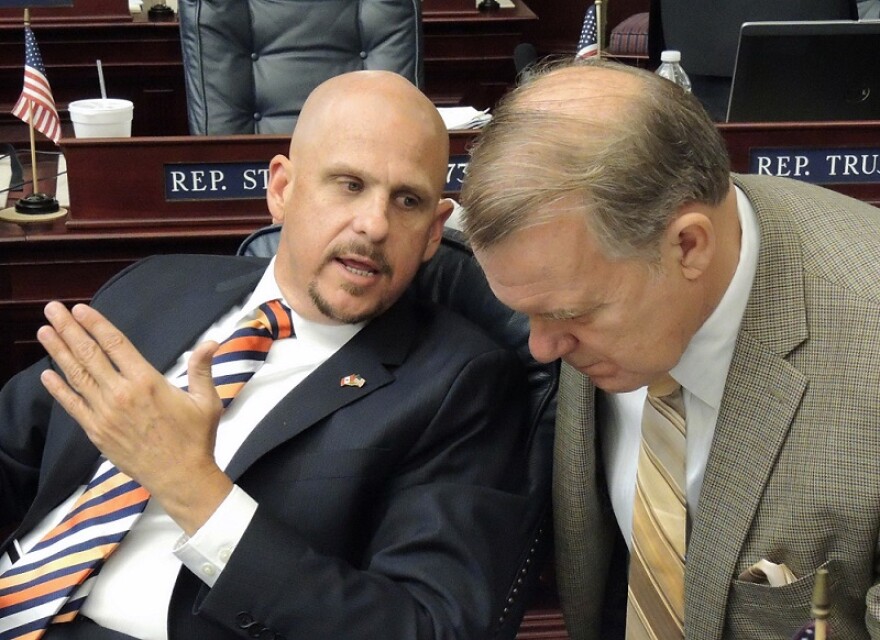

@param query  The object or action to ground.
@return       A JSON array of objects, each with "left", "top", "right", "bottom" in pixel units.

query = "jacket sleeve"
[{"left": 0, "top": 358, "right": 55, "bottom": 529}]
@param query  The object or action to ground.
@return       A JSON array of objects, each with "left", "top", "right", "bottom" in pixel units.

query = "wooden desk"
[{"left": 0, "top": 2, "right": 537, "bottom": 145}]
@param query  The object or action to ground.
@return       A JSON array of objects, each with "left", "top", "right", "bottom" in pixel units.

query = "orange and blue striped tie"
[{"left": 0, "top": 299, "right": 294, "bottom": 639}]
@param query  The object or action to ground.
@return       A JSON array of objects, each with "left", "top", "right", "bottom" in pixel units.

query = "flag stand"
[{"left": 0, "top": 7, "right": 67, "bottom": 224}]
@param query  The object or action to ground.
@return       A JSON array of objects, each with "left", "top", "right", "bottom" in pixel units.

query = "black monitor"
[
  {"left": 658, "top": 0, "right": 858, "bottom": 78},
  {"left": 726, "top": 20, "right": 880, "bottom": 123}
]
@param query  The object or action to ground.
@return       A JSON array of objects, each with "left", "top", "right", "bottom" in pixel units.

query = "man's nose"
[
  {"left": 527, "top": 319, "right": 577, "bottom": 363},
  {"left": 352, "top": 195, "right": 390, "bottom": 241}
]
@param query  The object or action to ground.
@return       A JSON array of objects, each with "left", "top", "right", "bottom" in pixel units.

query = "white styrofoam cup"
[{"left": 68, "top": 99, "right": 134, "bottom": 138}]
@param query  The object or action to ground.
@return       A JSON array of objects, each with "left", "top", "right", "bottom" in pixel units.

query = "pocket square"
[{"left": 739, "top": 558, "right": 797, "bottom": 587}]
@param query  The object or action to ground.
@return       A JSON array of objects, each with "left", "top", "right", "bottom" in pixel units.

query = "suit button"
[{"left": 236, "top": 612, "right": 255, "bottom": 628}]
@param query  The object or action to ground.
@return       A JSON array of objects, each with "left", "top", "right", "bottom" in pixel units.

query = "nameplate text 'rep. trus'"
[{"left": 750, "top": 147, "right": 880, "bottom": 184}]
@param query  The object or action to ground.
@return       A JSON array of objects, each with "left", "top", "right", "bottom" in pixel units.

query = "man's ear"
[
  {"left": 266, "top": 154, "right": 293, "bottom": 224},
  {"left": 421, "top": 198, "right": 456, "bottom": 262},
  {"left": 667, "top": 210, "right": 715, "bottom": 281}
]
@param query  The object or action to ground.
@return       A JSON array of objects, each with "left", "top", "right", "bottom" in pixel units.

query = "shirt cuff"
[{"left": 174, "top": 484, "right": 258, "bottom": 587}]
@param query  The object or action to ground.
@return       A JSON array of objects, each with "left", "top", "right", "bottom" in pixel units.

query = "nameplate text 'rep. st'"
[{"left": 164, "top": 159, "right": 470, "bottom": 201}]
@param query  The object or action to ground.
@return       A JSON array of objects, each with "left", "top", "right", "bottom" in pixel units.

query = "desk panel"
[{"left": 722, "top": 121, "right": 880, "bottom": 206}]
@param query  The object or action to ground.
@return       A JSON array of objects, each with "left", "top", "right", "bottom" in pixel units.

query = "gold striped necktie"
[
  {"left": 0, "top": 299, "right": 294, "bottom": 639},
  {"left": 626, "top": 374, "right": 687, "bottom": 640}
]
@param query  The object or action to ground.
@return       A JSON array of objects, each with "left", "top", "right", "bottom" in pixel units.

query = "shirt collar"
[
  {"left": 242, "top": 257, "right": 365, "bottom": 348},
  {"left": 670, "top": 185, "right": 760, "bottom": 410}
]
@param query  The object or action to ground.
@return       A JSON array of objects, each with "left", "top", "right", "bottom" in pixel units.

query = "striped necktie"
[
  {"left": 626, "top": 374, "right": 687, "bottom": 640},
  {"left": 0, "top": 299, "right": 294, "bottom": 639}
]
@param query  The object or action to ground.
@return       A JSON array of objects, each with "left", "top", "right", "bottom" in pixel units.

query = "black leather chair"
[
  {"left": 237, "top": 225, "right": 559, "bottom": 639},
  {"left": 177, "top": 0, "right": 423, "bottom": 135}
]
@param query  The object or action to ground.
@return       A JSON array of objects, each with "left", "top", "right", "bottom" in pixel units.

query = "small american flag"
[
  {"left": 12, "top": 26, "right": 61, "bottom": 144},
  {"left": 576, "top": 3, "right": 599, "bottom": 59}
]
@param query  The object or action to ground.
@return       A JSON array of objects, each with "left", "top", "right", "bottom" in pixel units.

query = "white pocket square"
[{"left": 738, "top": 558, "right": 797, "bottom": 587}]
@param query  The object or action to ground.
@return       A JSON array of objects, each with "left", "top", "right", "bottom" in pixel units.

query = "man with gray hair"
[{"left": 460, "top": 58, "right": 880, "bottom": 639}]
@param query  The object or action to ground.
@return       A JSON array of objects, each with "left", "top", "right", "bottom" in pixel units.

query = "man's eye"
[
  {"left": 398, "top": 195, "right": 420, "bottom": 208},
  {"left": 346, "top": 181, "right": 362, "bottom": 192}
]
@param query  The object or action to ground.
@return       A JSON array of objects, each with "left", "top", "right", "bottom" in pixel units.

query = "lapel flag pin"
[{"left": 340, "top": 374, "right": 366, "bottom": 388}]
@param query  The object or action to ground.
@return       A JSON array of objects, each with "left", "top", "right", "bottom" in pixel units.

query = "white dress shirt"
[
  {"left": 599, "top": 186, "right": 760, "bottom": 548},
  {"left": 0, "top": 258, "right": 364, "bottom": 640}
]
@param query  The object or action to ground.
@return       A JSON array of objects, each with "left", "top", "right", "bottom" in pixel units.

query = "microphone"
[{"left": 514, "top": 43, "right": 538, "bottom": 83}]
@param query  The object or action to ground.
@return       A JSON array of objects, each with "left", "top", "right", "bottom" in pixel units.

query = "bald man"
[
  {"left": 461, "top": 59, "right": 880, "bottom": 639},
  {"left": 0, "top": 71, "right": 531, "bottom": 640}
]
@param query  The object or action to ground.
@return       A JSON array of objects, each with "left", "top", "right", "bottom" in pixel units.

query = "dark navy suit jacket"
[{"left": 0, "top": 254, "right": 532, "bottom": 640}]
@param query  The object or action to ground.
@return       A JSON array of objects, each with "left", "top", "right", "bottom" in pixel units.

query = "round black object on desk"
[
  {"left": 15, "top": 192, "right": 59, "bottom": 214},
  {"left": 0, "top": 193, "right": 67, "bottom": 224},
  {"left": 148, "top": 3, "right": 175, "bottom": 21},
  {"left": 478, "top": 0, "right": 501, "bottom": 10}
]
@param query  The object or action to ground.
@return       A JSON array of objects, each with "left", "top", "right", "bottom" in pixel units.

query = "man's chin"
[
  {"left": 573, "top": 366, "right": 646, "bottom": 394},
  {"left": 309, "top": 286, "right": 386, "bottom": 325},
  {"left": 592, "top": 379, "right": 646, "bottom": 394}
]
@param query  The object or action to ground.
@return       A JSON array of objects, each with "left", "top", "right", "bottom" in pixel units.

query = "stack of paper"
[{"left": 438, "top": 107, "right": 492, "bottom": 130}]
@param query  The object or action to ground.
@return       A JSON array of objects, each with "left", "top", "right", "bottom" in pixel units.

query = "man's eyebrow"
[
  {"left": 539, "top": 304, "right": 600, "bottom": 321},
  {"left": 539, "top": 309, "right": 583, "bottom": 321}
]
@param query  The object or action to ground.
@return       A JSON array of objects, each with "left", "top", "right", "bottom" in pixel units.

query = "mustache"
[{"left": 326, "top": 241, "right": 393, "bottom": 276}]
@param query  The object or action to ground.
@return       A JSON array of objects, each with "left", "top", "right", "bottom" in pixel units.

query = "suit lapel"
[
  {"left": 685, "top": 175, "right": 809, "bottom": 639},
  {"left": 225, "top": 296, "right": 417, "bottom": 480},
  {"left": 141, "top": 264, "right": 266, "bottom": 374}
]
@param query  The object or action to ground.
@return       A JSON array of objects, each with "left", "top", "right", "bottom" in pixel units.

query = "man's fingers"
[
  {"left": 42, "top": 302, "right": 119, "bottom": 386},
  {"left": 69, "top": 303, "right": 145, "bottom": 377},
  {"left": 39, "top": 367, "right": 91, "bottom": 426},
  {"left": 185, "top": 340, "right": 223, "bottom": 411},
  {"left": 37, "top": 320, "right": 100, "bottom": 398}
]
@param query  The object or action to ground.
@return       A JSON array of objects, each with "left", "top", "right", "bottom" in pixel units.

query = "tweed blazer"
[{"left": 554, "top": 173, "right": 880, "bottom": 640}]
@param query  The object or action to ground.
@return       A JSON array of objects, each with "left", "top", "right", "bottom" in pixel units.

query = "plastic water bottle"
[{"left": 655, "top": 50, "right": 692, "bottom": 93}]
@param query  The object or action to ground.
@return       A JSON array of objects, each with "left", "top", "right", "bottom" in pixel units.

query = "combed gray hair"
[{"left": 460, "top": 58, "right": 730, "bottom": 260}]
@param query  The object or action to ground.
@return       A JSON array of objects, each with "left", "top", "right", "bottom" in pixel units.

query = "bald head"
[
  {"left": 511, "top": 63, "right": 645, "bottom": 121},
  {"left": 290, "top": 71, "right": 449, "bottom": 186}
]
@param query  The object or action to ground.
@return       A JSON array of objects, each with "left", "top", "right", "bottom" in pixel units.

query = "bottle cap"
[{"left": 660, "top": 50, "right": 682, "bottom": 63}]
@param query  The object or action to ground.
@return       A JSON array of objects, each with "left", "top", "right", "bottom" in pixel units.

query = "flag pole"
[
  {"left": 24, "top": 8, "right": 43, "bottom": 196},
  {"left": 595, "top": 0, "right": 604, "bottom": 57},
  {"left": 811, "top": 568, "right": 829, "bottom": 640}
]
